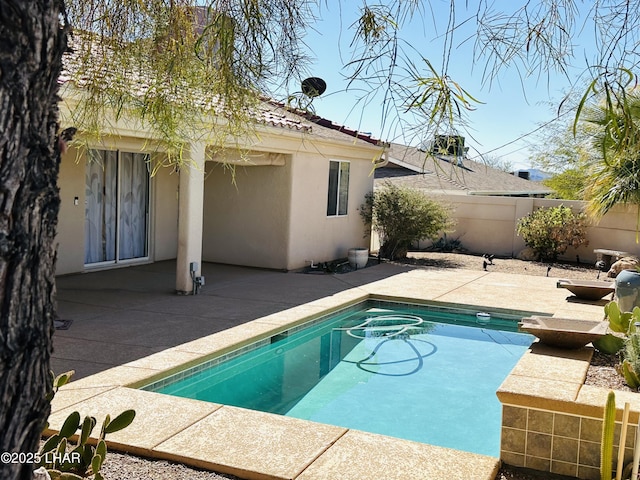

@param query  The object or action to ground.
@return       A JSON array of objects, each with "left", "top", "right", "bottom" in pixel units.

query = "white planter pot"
[{"left": 348, "top": 248, "right": 369, "bottom": 269}]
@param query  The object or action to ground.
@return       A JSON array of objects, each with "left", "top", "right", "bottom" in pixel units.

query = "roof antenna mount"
[{"left": 301, "top": 77, "right": 327, "bottom": 98}]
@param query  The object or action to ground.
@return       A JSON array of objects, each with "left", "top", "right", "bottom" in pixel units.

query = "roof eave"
[{"left": 468, "top": 190, "right": 552, "bottom": 196}]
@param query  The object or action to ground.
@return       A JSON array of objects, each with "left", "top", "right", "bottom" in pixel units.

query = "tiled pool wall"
[
  {"left": 367, "top": 297, "right": 530, "bottom": 323},
  {"left": 498, "top": 343, "right": 640, "bottom": 480},
  {"left": 141, "top": 297, "right": 530, "bottom": 392},
  {"left": 140, "top": 337, "right": 272, "bottom": 391},
  {"left": 140, "top": 300, "right": 369, "bottom": 392},
  {"left": 501, "top": 404, "right": 636, "bottom": 479}
]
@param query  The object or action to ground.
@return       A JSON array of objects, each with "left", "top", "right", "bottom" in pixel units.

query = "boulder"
[{"left": 607, "top": 256, "right": 640, "bottom": 278}]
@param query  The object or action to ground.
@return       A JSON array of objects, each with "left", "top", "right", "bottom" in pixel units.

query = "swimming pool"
[{"left": 143, "top": 301, "right": 534, "bottom": 457}]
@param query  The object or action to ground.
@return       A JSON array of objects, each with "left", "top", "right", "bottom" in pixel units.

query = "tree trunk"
[{"left": 0, "top": 1, "right": 68, "bottom": 479}]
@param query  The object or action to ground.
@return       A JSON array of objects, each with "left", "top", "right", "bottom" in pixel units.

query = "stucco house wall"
[
  {"left": 152, "top": 165, "right": 180, "bottom": 262},
  {"left": 56, "top": 148, "right": 86, "bottom": 275},
  {"left": 288, "top": 151, "right": 372, "bottom": 269},
  {"left": 56, "top": 54, "right": 381, "bottom": 288},
  {"left": 202, "top": 159, "right": 292, "bottom": 270},
  {"left": 55, "top": 109, "right": 378, "bottom": 277},
  {"left": 55, "top": 140, "right": 179, "bottom": 276},
  {"left": 202, "top": 146, "right": 375, "bottom": 271}
]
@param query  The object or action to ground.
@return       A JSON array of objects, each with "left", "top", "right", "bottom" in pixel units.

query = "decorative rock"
[
  {"left": 607, "top": 257, "right": 640, "bottom": 278},
  {"left": 33, "top": 467, "right": 51, "bottom": 480}
]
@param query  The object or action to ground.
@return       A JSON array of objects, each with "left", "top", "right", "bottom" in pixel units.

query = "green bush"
[
  {"left": 516, "top": 205, "right": 589, "bottom": 261},
  {"left": 594, "top": 300, "right": 635, "bottom": 354},
  {"left": 360, "top": 181, "right": 455, "bottom": 260}
]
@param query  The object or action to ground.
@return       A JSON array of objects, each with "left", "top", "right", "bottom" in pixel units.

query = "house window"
[
  {"left": 84, "top": 149, "right": 150, "bottom": 265},
  {"left": 327, "top": 160, "right": 349, "bottom": 216}
]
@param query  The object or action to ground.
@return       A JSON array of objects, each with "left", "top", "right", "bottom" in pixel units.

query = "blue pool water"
[{"left": 145, "top": 302, "right": 534, "bottom": 457}]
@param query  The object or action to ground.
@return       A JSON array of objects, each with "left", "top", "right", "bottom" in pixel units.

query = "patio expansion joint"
[
  {"left": 49, "top": 385, "right": 120, "bottom": 414},
  {"left": 291, "top": 427, "right": 350, "bottom": 479},
  {"left": 147, "top": 397, "right": 225, "bottom": 451},
  {"left": 430, "top": 270, "right": 492, "bottom": 301}
]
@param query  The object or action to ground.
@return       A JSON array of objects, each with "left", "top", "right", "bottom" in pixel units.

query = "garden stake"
[
  {"left": 632, "top": 414, "right": 640, "bottom": 480},
  {"left": 617, "top": 402, "right": 631, "bottom": 480}
]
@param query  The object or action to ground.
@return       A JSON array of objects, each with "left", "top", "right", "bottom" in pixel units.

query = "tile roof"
[
  {"left": 59, "top": 47, "right": 315, "bottom": 134},
  {"left": 58, "top": 38, "right": 381, "bottom": 148},
  {"left": 254, "top": 103, "right": 313, "bottom": 132},
  {"left": 377, "top": 143, "right": 552, "bottom": 196},
  {"left": 262, "top": 99, "right": 384, "bottom": 145}
]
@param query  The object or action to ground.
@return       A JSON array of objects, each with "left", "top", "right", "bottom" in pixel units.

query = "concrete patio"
[
  {"left": 53, "top": 260, "right": 415, "bottom": 379},
  {"left": 50, "top": 260, "right": 606, "bottom": 480}
]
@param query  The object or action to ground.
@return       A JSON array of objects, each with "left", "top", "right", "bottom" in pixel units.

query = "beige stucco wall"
[
  {"left": 152, "top": 164, "right": 179, "bottom": 261},
  {"left": 287, "top": 152, "right": 373, "bottom": 270},
  {"left": 57, "top": 91, "right": 381, "bottom": 274},
  {"left": 56, "top": 133, "right": 378, "bottom": 275},
  {"left": 423, "top": 194, "right": 640, "bottom": 262},
  {"left": 201, "top": 159, "right": 292, "bottom": 269},
  {"left": 56, "top": 149, "right": 86, "bottom": 274},
  {"left": 55, "top": 141, "right": 179, "bottom": 275},
  {"left": 440, "top": 195, "right": 529, "bottom": 256},
  {"left": 201, "top": 145, "right": 375, "bottom": 271}
]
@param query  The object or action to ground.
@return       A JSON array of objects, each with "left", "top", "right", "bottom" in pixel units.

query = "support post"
[{"left": 176, "top": 142, "right": 206, "bottom": 294}]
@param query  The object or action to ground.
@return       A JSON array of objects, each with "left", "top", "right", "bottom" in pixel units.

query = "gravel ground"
[
  {"left": 78, "top": 252, "right": 626, "bottom": 480},
  {"left": 100, "top": 452, "right": 238, "bottom": 479},
  {"left": 403, "top": 251, "right": 605, "bottom": 281}
]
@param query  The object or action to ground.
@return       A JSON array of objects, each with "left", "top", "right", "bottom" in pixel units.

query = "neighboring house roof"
[{"left": 376, "top": 143, "right": 552, "bottom": 196}]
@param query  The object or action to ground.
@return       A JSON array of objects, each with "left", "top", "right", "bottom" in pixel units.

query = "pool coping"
[{"left": 46, "top": 269, "right": 605, "bottom": 480}]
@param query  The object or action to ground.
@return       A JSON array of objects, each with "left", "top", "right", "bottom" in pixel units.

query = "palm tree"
[{"left": 583, "top": 92, "right": 640, "bottom": 226}]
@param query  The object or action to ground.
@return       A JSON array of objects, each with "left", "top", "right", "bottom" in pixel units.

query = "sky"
[{"left": 290, "top": 2, "right": 593, "bottom": 170}]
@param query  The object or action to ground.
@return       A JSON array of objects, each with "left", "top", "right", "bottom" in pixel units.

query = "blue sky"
[{"left": 293, "top": 2, "right": 591, "bottom": 170}]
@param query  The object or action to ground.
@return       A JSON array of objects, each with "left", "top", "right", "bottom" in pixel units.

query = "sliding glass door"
[{"left": 84, "top": 149, "right": 150, "bottom": 266}]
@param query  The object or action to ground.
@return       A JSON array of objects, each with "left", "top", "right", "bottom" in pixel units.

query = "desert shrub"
[
  {"left": 429, "top": 233, "right": 464, "bottom": 253},
  {"left": 360, "top": 181, "right": 455, "bottom": 260},
  {"left": 516, "top": 205, "right": 589, "bottom": 261}
]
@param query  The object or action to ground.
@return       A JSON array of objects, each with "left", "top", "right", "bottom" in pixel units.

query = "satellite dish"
[{"left": 301, "top": 77, "right": 327, "bottom": 97}]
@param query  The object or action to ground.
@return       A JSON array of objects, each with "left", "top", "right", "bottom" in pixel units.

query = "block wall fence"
[{"left": 372, "top": 195, "right": 639, "bottom": 263}]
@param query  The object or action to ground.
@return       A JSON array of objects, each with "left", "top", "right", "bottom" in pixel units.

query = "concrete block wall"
[{"left": 407, "top": 195, "right": 640, "bottom": 263}]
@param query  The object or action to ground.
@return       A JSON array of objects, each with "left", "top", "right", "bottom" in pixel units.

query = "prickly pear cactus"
[{"left": 40, "top": 371, "right": 136, "bottom": 479}]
